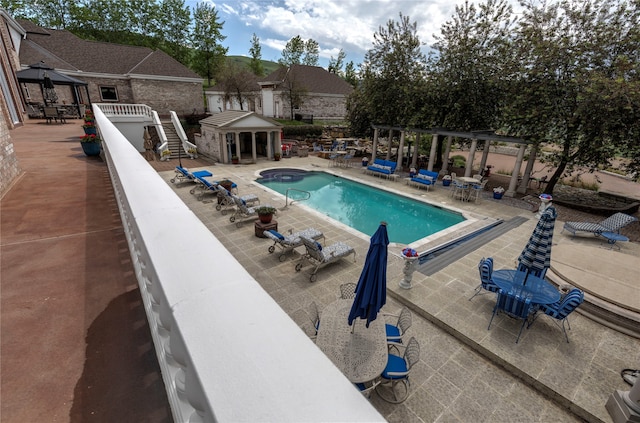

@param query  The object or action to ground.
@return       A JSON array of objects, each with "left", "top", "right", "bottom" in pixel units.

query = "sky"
[{"left": 185, "top": 0, "right": 521, "bottom": 69}]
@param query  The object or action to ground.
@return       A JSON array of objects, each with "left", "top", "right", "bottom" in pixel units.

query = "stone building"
[
  {"left": 16, "top": 18, "right": 203, "bottom": 117},
  {"left": 205, "top": 65, "right": 353, "bottom": 121}
]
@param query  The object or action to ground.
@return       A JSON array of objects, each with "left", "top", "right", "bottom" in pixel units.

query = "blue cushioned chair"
[
  {"left": 384, "top": 306, "right": 412, "bottom": 344},
  {"left": 537, "top": 288, "right": 584, "bottom": 342},
  {"left": 375, "top": 337, "right": 420, "bottom": 403},
  {"left": 488, "top": 289, "right": 535, "bottom": 343},
  {"left": 469, "top": 257, "right": 500, "bottom": 300}
]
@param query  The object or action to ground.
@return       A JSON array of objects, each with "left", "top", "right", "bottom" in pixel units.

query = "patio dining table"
[
  {"left": 315, "top": 299, "right": 388, "bottom": 384},
  {"left": 492, "top": 269, "right": 561, "bottom": 305}
]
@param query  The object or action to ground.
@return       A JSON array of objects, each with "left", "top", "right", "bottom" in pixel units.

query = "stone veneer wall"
[
  {"left": 131, "top": 79, "right": 204, "bottom": 117},
  {"left": 280, "top": 92, "right": 347, "bottom": 120},
  {"left": 0, "top": 104, "right": 21, "bottom": 196}
]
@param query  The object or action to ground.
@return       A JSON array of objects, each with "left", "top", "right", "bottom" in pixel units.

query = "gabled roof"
[
  {"left": 200, "top": 110, "right": 282, "bottom": 128},
  {"left": 17, "top": 19, "right": 201, "bottom": 79},
  {"left": 259, "top": 64, "right": 353, "bottom": 95}
]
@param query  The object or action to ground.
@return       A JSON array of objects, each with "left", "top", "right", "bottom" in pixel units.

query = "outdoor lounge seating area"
[
  {"left": 364, "top": 158, "right": 397, "bottom": 179},
  {"left": 295, "top": 236, "right": 356, "bottom": 282},
  {"left": 407, "top": 169, "right": 439, "bottom": 191},
  {"left": 263, "top": 228, "right": 325, "bottom": 261},
  {"left": 562, "top": 212, "right": 638, "bottom": 237}
]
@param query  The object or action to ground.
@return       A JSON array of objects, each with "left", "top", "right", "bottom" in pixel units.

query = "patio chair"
[
  {"left": 451, "top": 180, "right": 469, "bottom": 201},
  {"left": 383, "top": 306, "right": 412, "bottom": 344},
  {"left": 374, "top": 337, "right": 420, "bottom": 403},
  {"left": 191, "top": 174, "right": 220, "bottom": 200},
  {"left": 295, "top": 236, "right": 356, "bottom": 282},
  {"left": 263, "top": 228, "right": 325, "bottom": 261},
  {"left": 469, "top": 257, "right": 500, "bottom": 300},
  {"left": 535, "top": 288, "right": 584, "bottom": 342},
  {"left": 229, "top": 195, "right": 265, "bottom": 227},
  {"left": 562, "top": 212, "right": 637, "bottom": 237},
  {"left": 467, "top": 180, "right": 487, "bottom": 203},
  {"left": 170, "top": 166, "right": 212, "bottom": 185},
  {"left": 339, "top": 282, "right": 357, "bottom": 299},
  {"left": 487, "top": 289, "right": 536, "bottom": 343},
  {"left": 354, "top": 379, "right": 381, "bottom": 398}
]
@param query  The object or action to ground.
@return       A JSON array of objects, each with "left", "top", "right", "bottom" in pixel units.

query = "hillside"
[{"left": 226, "top": 55, "right": 280, "bottom": 76}]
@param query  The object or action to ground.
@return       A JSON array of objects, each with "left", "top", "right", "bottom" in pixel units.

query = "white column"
[
  {"left": 479, "top": 141, "right": 491, "bottom": 173},
  {"left": 371, "top": 128, "right": 379, "bottom": 162},
  {"left": 234, "top": 131, "right": 241, "bottom": 160},
  {"left": 518, "top": 146, "right": 537, "bottom": 194},
  {"left": 442, "top": 135, "right": 452, "bottom": 174},
  {"left": 465, "top": 138, "right": 478, "bottom": 177},
  {"left": 427, "top": 133, "right": 438, "bottom": 172},
  {"left": 251, "top": 131, "right": 257, "bottom": 163},
  {"left": 396, "top": 130, "right": 406, "bottom": 171},
  {"left": 411, "top": 132, "right": 419, "bottom": 169},
  {"left": 386, "top": 129, "right": 392, "bottom": 161},
  {"left": 506, "top": 144, "right": 526, "bottom": 197}
]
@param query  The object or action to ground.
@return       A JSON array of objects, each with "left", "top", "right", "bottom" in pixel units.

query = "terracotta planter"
[{"left": 258, "top": 214, "right": 273, "bottom": 224}]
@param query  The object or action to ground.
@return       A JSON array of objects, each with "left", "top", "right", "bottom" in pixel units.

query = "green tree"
[
  {"left": 248, "top": 33, "right": 265, "bottom": 76},
  {"left": 327, "top": 49, "right": 345, "bottom": 75},
  {"left": 190, "top": 2, "right": 228, "bottom": 86},
  {"left": 502, "top": 0, "right": 640, "bottom": 191},
  {"left": 347, "top": 13, "right": 426, "bottom": 136},
  {"left": 156, "top": 0, "right": 191, "bottom": 64},
  {"left": 279, "top": 35, "right": 305, "bottom": 66},
  {"left": 302, "top": 39, "right": 319, "bottom": 66},
  {"left": 343, "top": 61, "right": 358, "bottom": 87}
]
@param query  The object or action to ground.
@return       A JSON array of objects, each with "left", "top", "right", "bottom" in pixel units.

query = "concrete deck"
[{"left": 2, "top": 120, "right": 638, "bottom": 422}]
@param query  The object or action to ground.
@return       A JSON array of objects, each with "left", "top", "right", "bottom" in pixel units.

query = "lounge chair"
[
  {"left": 170, "top": 166, "right": 212, "bottom": 185},
  {"left": 263, "top": 228, "right": 325, "bottom": 261},
  {"left": 191, "top": 175, "right": 220, "bottom": 200},
  {"left": 228, "top": 195, "right": 265, "bottom": 227},
  {"left": 295, "top": 236, "right": 356, "bottom": 282},
  {"left": 562, "top": 212, "right": 637, "bottom": 237}
]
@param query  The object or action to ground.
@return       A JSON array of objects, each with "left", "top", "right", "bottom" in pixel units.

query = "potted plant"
[
  {"left": 442, "top": 174, "right": 452, "bottom": 186},
  {"left": 255, "top": 206, "right": 277, "bottom": 224},
  {"left": 231, "top": 155, "right": 239, "bottom": 164},
  {"left": 80, "top": 133, "right": 101, "bottom": 156},
  {"left": 82, "top": 120, "right": 97, "bottom": 135},
  {"left": 493, "top": 186, "right": 505, "bottom": 199},
  {"left": 274, "top": 152, "right": 281, "bottom": 161}
]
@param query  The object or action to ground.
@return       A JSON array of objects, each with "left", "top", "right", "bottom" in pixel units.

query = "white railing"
[
  {"left": 93, "top": 104, "right": 385, "bottom": 423},
  {"left": 170, "top": 110, "right": 198, "bottom": 159},
  {"left": 152, "top": 110, "right": 171, "bottom": 161},
  {"left": 97, "top": 103, "right": 154, "bottom": 118}
]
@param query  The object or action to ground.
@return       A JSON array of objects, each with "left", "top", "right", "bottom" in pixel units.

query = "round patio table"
[{"left": 491, "top": 269, "right": 561, "bottom": 305}]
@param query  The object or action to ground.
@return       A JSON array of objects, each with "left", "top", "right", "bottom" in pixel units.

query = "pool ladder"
[{"left": 284, "top": 188, "right": 311, "bottom": 208}]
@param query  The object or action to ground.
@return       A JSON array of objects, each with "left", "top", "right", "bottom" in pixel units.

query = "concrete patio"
[{"left": 2, "top": 119, "right": 638, "bottom": 422}]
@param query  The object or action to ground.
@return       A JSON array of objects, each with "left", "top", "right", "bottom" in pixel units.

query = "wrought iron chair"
[
  {"left": 469, "top": 257, "right": 500, "bottom": 300},
  {"left": 383, "top": 306, "right": 412, "bottom": 344},
  {"left": 375, "top": 337, "right": 421, "bottom": 403},
  {"left": 535, "top": 288, "right": 584, "bottom": 342},
  {"left": 339, "top": 282, "right": 357, "bottom": 299},
  {"left": 487, "top": 289, "right": 535, "bottom": 343}
]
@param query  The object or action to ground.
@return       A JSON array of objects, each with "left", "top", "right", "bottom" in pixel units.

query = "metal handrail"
[{"left": 285, "top": 188, "right": 311, "bottom": 208}]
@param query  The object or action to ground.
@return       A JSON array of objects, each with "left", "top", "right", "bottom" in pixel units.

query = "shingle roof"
[
  {"left": 199, "top": 110, "right": 281, "bottom": 128},
  {"left": 17, "top": 19, "right": 200, "bottom": 79},
  {"left": 259, "top": 64, "right": 353, "bottom": 95}
]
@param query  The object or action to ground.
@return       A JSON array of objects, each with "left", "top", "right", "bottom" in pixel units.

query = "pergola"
[
  {"left": 17, "top": 61, "right": 90, "bottom": 116},
  {"left": 371, "top": 125, "right": 536, "bottom": 197}
]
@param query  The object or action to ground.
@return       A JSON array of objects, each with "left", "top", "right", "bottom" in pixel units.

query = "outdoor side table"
[
  {"left": 255, "top": 219, "right": 277, "bottom": 238},
  {"left": 601, "top": 232, "right": 628, "bottom": 250}
]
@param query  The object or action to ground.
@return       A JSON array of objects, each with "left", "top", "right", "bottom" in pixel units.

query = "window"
[{"left": 99, "top": 86, "right": 118, "bottom": 101}]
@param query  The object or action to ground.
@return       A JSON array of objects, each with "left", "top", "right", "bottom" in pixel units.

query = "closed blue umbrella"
[
  {"left": 348, "top": 222, "right": 389, "bottom": 328},
  {"left": 517, "top": 206, "right": 557, "bottom": 284}
]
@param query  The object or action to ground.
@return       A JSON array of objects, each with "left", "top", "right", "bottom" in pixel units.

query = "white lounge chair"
[
  {"left": 295, "top": 236, "right": 356, "bottom": 282},
  {"left": 562, "top": 212, "right": 637, "bottom": 237},
  {"left": 263, "top": 228, "right": 325, "bottom": 261}
]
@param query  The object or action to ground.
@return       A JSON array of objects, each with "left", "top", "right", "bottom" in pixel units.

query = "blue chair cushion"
[
  {"left": 268, "top": 230, "right": 285, "bottom": 240},
  {"left": 381, "top": 354, "right": 408, "bottom": 380},
  {"left": 192, "top": 170, "right": 213, "bottom": 178},
  {"left": 315, "top": 241, "right": 323, "bottom": 251},
  {"left": 386, "top": 324, "right": 401, "bottom": 339}
]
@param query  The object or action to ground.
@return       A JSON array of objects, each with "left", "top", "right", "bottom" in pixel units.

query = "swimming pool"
[{"left": 256, "top": 169, "right": 465, "bottom": 244}]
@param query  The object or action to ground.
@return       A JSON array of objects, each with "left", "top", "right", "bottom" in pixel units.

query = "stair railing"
[
  {"left": 170, "top": 111, "right": 197, "bottom": 159},
  {"left": 152, "top": 110, "right": 171, "bottom": 161}
]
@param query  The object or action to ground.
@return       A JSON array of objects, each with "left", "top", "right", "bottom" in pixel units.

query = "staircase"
[{"left": 161, "top": 121, "right": 183, "bottom": 159}]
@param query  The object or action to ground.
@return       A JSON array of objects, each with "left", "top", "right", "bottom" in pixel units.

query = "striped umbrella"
[{"left": 517, "top": 206, "right": 557, "bottom": 284}]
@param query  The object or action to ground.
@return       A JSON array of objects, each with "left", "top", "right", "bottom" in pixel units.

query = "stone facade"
[
  {"left": 130, "top": 79, "right": 203, "bottom": 117},
  {"left": 0, "top": 104, "right": 21, "bottom": 197},
  {"left": 283, "top": 92, "right": 347, "bottom": 121}
]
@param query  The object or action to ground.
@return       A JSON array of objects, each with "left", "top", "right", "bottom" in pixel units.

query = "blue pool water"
[{"left": 256, "top": 170, "right": 465, "bottom": 244}]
